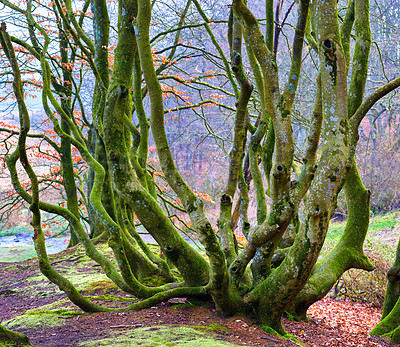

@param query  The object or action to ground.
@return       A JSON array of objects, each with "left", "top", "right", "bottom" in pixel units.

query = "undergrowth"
[{"left": 325, "top": 211, "right": 398, "bottom": 306}]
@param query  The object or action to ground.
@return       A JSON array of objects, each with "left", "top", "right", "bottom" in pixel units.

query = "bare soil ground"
[{"left": 0, "top": 244, "right": 396, "bottom": 347}]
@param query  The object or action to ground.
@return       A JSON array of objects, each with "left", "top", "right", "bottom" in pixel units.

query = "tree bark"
[
  {"left": 290, "top": 159, "right": 374, "bottom": 320},
  {"left": 371, "top": 234, "right": 400, "bottom": 342}
]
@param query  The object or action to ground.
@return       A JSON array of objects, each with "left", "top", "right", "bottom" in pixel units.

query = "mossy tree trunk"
[
  {"left": 134, "top": 0, "right": 248, "bottom": 314},
  {"left": 231, "top": 0, "right": 351, "bottom": 333},
  {"left": 102, "top": 0, "right": 211, "bottom": 288},
  {"left": 291, "top": 160, "right": 374, "bottom": 320},
  {"left": 88, "top": 0, "right": 114, "bottom": 240},
  {"left": 218, "top": 10, "right": 252, "bottom": 267},
  {"left": 290, "top": 0, "right": 374, "bottom": 319},
  {"left": 0, "top": 325, "right": 30, "bottom": 346},
  {"left": 58, "top": 26, "right": 80, "bottom": 247},
  {"left": 371, "top": 237, "right": 400, "bottom": 342}
]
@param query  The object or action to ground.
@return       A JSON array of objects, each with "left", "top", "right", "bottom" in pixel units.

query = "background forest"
[{"left": 1, "top": 0, "right": 400, "bottom": 345}]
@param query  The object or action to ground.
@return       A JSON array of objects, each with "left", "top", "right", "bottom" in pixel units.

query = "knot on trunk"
[
  {"left": 273, "top": 164, "right": 286, "bottom": 178},
  {"left": 221, "top": 194, "right": 232, "bottom": 206},
  {"left": 164, "top": 245, "right": 176, "bottom": 254}
]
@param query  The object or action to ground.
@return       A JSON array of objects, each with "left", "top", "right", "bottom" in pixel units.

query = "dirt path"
[{"left": 0, "top": 245, "right": 395, "bottom": 346}]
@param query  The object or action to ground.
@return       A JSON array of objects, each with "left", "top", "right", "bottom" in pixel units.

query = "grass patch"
[
  {"left": 368, "top": 211, "right": 398, "bottom": 232},
  {"left": 323, "top": 211, "right": 398, "bottom": 257},
  {"left": 0, "top": 247, "right": 37, "bottom": 262},
  {"left": 0, "top": 226, "right": 32, "bottom": 237}
]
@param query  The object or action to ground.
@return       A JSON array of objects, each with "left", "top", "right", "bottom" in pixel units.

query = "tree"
[
  {"left": 1, "top": 0, "right": 400, "bottom": 340},
  {"left": 371, "top": 236, "right": 400, "bottom": 341}
]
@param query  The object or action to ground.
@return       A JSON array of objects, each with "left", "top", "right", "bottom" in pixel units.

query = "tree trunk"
[
  {"left": 371, "top": 236, "right": 400, "bottom": 342},
  {"left": 290, "top": 159, "right": 374, "bottom": 320}
]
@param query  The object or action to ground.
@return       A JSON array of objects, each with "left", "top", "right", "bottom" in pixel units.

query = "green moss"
[
  {"left": 2, "top": 241, "right": 121, "bottom": 301},
  {"left": 261, "top": 326, "right": 304, "bottom": 345},
  {"left": 170, "top": 302, "right": 195, "bottom": 310},
  {"left": 85, "top": 279, "right": 118, "bottom": 292},
  {"left": 191, "top": 323, "right": 230, "bottom": 333},
  {"left": 284, "top": 333, "right": 306, "bottom": 346},
  {"left": 141, "top": 275, "right": 167, "bottom": 287},
  {"left": 4, "top": 308, "right": 84, "bottom": 330},
  {"left": 261, "top": 325, "right": 280, "bottom": 336},
  {"left": 0, "top": 325, "right": 31, "bottom": 346},
  {"left": 284, "top": 311, "right": 295, "bottom": 320},
  {"left": 30, "top": 298, "right": 69, "bottom": 311},
  {"left": 27, "top": 269, "right": 114, "bottom": 294},
  {"left": 87, "top": 294, "right": 136, "bottom": 302},
  {"left": 1, "top": 265, "right": 19, "bottom": 271},
  {"left": 268, "top": 199, "right": 287, "bottom": 226},
  {"left": 79, "top": 325, "right": 241, "bottom": 346},
  {"left": 27, "top": 309, "right": 82, "bottom": 316}
]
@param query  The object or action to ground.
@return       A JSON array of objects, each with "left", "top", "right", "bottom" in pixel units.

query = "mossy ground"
[
  {"left": 79, "top": 325, "right": 241, "bottom": 346},
  {"left": 0, "top": 243, "right": 285, "bottom": 346},
  {"left": 0, "top": 221, "right": 398, "bottom": 346},
  {"left": 4, "top": 308, "right": 84, "bottom": 330}
]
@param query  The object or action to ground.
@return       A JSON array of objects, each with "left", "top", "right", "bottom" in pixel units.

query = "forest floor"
[{"left": 0, "top": 243, "right": 397, "bottom": 347}]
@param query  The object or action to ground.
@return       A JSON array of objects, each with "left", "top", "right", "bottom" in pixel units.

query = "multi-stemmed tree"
[{"left": 1, "top": 0, "right": 400, "bottom": 342}]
